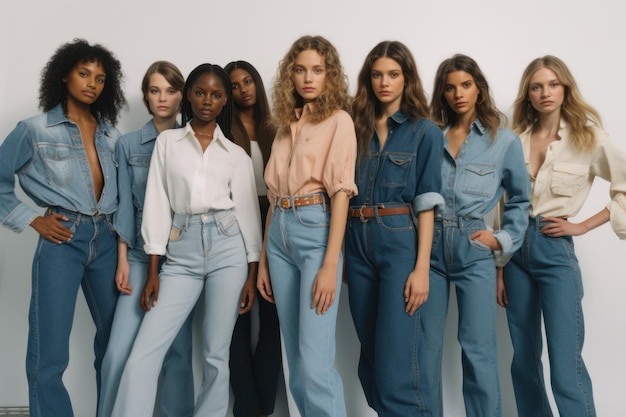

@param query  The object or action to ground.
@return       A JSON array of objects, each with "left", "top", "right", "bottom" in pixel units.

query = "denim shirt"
[
  {"left": 441, "top": 119, "right": 530, "bottom": 261},
  {"left": 352, "top": 112, "right": 444, "bottom": 213},
  {"left": 113, "top": 120, "right": 178, "bottom": 250},
  {"left": 0, "top": 104, "right": 119, "bottom": 233}
]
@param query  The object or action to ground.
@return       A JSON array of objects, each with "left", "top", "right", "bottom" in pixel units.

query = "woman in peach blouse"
[{"left": 257, "top": 35, "right": 357, "bottom": 417}]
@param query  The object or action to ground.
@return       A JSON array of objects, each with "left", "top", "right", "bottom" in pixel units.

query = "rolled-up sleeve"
[{"left": 322, "top": 111, "right": 358, "bottom": 199}]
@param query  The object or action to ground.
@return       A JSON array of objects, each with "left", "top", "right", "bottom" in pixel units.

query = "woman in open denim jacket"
[{"left": 421, "top": 54, "right": 530, "bottom": 417}]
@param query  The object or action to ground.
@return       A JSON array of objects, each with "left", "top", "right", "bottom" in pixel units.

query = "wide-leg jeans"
[
  {"left": 504, "top": 216, "right": 596, "bottom": 417},
  {"left": 27, "top": 207, "right": 118, "bottom": 417},
  {"left": 266, "top": 202, "right": 346, "bottom": 417},
  {"left": 111, "top": 210, "right": 247, "bottom": 417}
]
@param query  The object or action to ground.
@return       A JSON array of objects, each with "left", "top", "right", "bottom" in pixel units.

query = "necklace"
[{"left": 194, "top": 130, "right": 213, "bottom": 138}]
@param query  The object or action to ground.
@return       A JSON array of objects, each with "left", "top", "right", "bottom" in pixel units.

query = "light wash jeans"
[
  {"left": 345, "top": 209, "right": 431, "bottom": 416},
  {"left": 111, "top": 210, "right": 247, "bottom": 417},
  {"left": 27, "top": 207, "right": 118, "bottom": 417},
  {"left": 266, "top": 200, "right": 346, "bottom": 417},
  {"left": 421, "top": 217, "right": 502, "bottom": 417},
  {"left": 504, "top": 216, "right": 596, "bottom": 417},
  {"left": 98, "top": 250, "right": 194, "bottom": 417}
]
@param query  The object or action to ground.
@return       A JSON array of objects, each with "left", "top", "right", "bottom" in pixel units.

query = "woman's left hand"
[
  {"left": 312, "top": 263, "right": 337, "bottom": 315},
  {"left": 239, "top": 264, "right": 258, "bottom": 314},
  {"left": 540, "top": 217, "right": 585, "bottom": 237},
  {"left": 470, "top": 230, "right": 502, "bottom": 251},
  {"left": 404, "top": 268, "right": 429, "bottom": 316}
]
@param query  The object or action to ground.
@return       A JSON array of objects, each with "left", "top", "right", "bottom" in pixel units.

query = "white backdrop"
[{"left": 1, "top": 1, "right": 625, "bottom": 416}]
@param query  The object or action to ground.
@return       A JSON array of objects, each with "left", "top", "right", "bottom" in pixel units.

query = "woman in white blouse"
[
  {"left": 112, "top": 63, "right": 262, "bottom": 417},
  {"left": 498, "top": 55, "right": 626, "bottom": 417}
]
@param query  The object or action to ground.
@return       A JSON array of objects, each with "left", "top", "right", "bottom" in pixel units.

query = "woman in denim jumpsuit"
[
  {"left": 498, "top": 56, "right": 626, "bottom": 417},
  {"left": 98, "top": 61, "right": 194, "bottom": 417},
  {"left": 0, "top": 39, "right": 125, "bottom": 417},
  {"left": 345, "top": 41, "right": 443, "bottom": 417},
  {"left": 421, "top": 54, "right": 530, "bottom": 417}
]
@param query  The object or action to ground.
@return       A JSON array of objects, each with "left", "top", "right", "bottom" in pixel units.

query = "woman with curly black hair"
[{"left": 0, "top": 39, "right": 125, "bottom": 417}]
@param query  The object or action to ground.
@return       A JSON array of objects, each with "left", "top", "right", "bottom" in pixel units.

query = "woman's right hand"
[
  {"left": 30, "top": 214, "right": 73, "bottom": 243},
  {"left": 115, "top": 241, "right": 132, "bottom": 295},
  {"left": 257, "top": 260, "right": 275, "bottom": 304},
  {"left": 141, "top": 255, "right": 161, "bottom": 311},
  {"left": 496, "top": 267, "right": 508, "bottom": 307}
]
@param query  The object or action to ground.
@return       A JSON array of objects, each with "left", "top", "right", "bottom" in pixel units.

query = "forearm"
[
  {"left": 414, "top": 209, "right": 434, "bottom": 272},
  {"left": 580, "top": 207, "right": 610, "bottom": 233},
  {"left": 323, "top": 191, "right": 349, "bottom": 268}
]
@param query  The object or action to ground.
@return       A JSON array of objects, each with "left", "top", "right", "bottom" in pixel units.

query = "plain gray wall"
[{"left": 1, "top": 0, "right": 625, "bottom": 416}]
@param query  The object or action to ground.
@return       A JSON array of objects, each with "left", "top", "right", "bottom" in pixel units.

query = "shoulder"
[
  {"left": 495, "top": 128, "right": 520, "bottom": 144},
  {"left": 330, "top": 109, "right": 355, "bottom": 125}
]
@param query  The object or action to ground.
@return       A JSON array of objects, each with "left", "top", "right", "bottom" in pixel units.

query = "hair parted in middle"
[
  {"left": 225, "top": 60, "right": 275, "bottom": 164},
  {"left": 141, "top": 60, "right": 185, "bottom": 115},
  {"left": 271, "top": 35, "right": 350, "bottom": 130},
  {"left": 512, "top": 55, "right": 602, "bottom": 152},
  {"left": 182, "top": 63, "right": 234, "bottom": 140},
  {"left": 430, "top": 53, "right": 504, "bottom": 139},
  {"left": 352, "top": 40, "right": 430, "bottom": 158}
]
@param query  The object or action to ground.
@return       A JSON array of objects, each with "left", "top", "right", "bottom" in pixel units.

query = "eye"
[
  {"left": 212, "top": 92, "right": 222, "bottom": 99},
  {"left": 195, "top": 90, "right": 204, "bottom": 97},
  {"left": 167, "top": 88, "right": 176, "bottom": 95},
  {"left": 371, "top": 72, "right": 380, "bottom": 79},
  {"left": 293, "top": 67, "right": 304, "bottom": 74},
  {"left": 150, "top": 88, "right": 159, "bottom": 95},
  {"left": 314, "top": 67, "right": 324, "bottom": 74},
  {"left": 244, "top": 78, "right": 253, "bottom": 85},
  {"left": 232, "top": 83, "right": 240, "bottom": 90},
  {"left": 96, "top": 77, "right": 105, "bottom": 84},
  {"left": 530, "top": 85, "right": 540, "bottom": 91},
  {"left": 550, "top": 82, "right": 560, "bottom": 88},
  {"left": 79, "top": 71, "right": 88, "bottom": 78},
  {"left": 390, "top": 72, "right": 400, "bottom": 79},
  {"left": 462, "top": 82, "right": 472, "bottom": 88},
  {"left": 444, "top": 86, "right": 454, "bottom": 92}
]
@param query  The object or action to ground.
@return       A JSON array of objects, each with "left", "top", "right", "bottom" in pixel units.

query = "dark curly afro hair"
[{"left": 39, "top": 38, "right": 126, "bottom": 125}]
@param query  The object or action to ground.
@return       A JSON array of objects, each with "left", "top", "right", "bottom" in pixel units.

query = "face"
[
  {"left": 292, "top": 49, "right": 326, "bottom": 104},
  {"left": 527, "top": 67, "right": 565, "bottom": 115},
  {"left": 443, "top": 70, "right": 480, "bottom": 116},
  {"left": 187, "top": 73, "right": 227, "bottom": 123},
  {"left": 371, "top": 57, "right": 404, "bottom": 110},
  {"left": 146, "top": 73, "right": 182, "bottom": 119},
  {"left": 229, "top": 68, "right": 256, "bottom": 109},
  {"left": 64, "top": 60, "right": 106, "bottom": 106}
]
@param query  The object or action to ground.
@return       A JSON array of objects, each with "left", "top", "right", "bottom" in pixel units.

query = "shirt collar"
[
  {"left": 472, "top": 118, "right": 487, "bottom": 135},
  {"left": 294, "top": 102, "right": 316, "bottom": 120},
  {"left": 46, "top": 103, "right": 112, "bottom": 137},
  {"left": 180, "top": 123, "right": 232, "bottom": 152},
  {"left": 141, "top": 120, "right": 180, "bottom": 144},
  {"left": 389, "top": 111, "right": 409, "bottom": 124}
]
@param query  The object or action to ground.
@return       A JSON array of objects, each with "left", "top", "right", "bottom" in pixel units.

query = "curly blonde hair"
[
  {"left": 512, "top": 55, "right": 602, "bottom": 152},
  {"left": 271, "top": 35, "right": 350, "bottom": 130}
]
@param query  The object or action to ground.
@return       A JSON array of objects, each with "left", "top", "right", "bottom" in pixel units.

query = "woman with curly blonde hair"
[
  {"left": 498, "top": 55, "right": 626, "bottom": 417},
  {"left": 257, "top": 35, "right": 357, "bottom": 417}
]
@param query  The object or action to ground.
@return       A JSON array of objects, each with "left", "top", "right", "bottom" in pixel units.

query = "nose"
[
  {"left": 541, "top": 87, "right": 549, "bottom": 98},
  {"left": 158, "top": 92, "right": 166, "bottom": 102},
  {"left": 304, "top": 70, "right": 313, "bottom": 84},
  {"left": 380, "top": 75, "right": 389, "bottom": 87},
  {"left": 86, "top": 76, "right": 96, "bottom": 89}
]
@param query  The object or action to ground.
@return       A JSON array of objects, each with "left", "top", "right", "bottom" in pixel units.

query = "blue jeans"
[
  {"left": 98, "top": 250, "right": 194, "bottom": 417},
  {"left": 267, "top": 201, "right": 346, "bottom": 417},
  {"left": 345, "top": 209, "right": 430, "bottom": 417},
  {"left": 27, "top": 207, "right": 118, "bottom": 417},
  {"left": 111, "top": 210, "right": 248, "bottom": 417},
  {"left": 504, "top": 217, "right": 596, "bottom": 417},
  {"left": 422, "top": 217, "right": 501, "bottom": 417}
]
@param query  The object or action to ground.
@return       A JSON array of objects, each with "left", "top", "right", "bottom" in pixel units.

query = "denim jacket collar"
[
  {"left": 389, "top": 111, "right": 409, "bottom": 125},
  {"left": 140, "top": 120, "right": 181, "bottom": 145},
  {"left": 46, "top": 103, "right": 113, "bottom": 138},
  {"left": 443, "top": 118, "right": 487, "bottom": 138}
]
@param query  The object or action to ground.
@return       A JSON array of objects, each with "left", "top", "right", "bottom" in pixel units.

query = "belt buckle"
[
  {"left": 359, "top": 204, "right": 368, "bottom": 223},
  {"left": 280, "top": 198, "right": 290, "bottom": 209}
]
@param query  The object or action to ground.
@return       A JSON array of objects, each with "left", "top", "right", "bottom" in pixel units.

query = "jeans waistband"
[
  {"left": 172, "top": 210, "right": 234, "bottom": 230},
  {"left": 47, "top": 206, "right": 109, "bottom": 222},
  {"left": 529, "top": 215, "right": 567, "bottom": 230},
  {"left": 435, "top": 215, "right": 484, "bottom": 228}
]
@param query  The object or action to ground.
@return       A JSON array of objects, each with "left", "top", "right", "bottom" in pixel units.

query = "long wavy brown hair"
[
  {"left": 512, "top": 55, "right": 602, "bottom": 151},
  {"left": 271, "top": 35, "right": 350, "bottom": 131},
  {"left": 352, "top": 41, "right": 429, "bottom": 159},
  {"left": 430, "top": 54, "right": 504, "bottom": 139}
]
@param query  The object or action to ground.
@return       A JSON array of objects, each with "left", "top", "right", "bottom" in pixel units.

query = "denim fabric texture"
[
  {"left": 99, "top": 120, "right": 194, "bottom": 417},
  {"left": 0, "top": 105, "right": 119, "bottom": 232},
  {"left": 112, "top": 210, "right": 248, "bottom": 417},
  {"left": 504, "top": 216, "right": 596, "bottom": 417},
  {"left": 28, "top": 207, "right": 118, "bottom": 417},
  {"left": 267, "top": 201, "right": 346, "bottom": 417},
  {"left": 421, "top": 120, "right": 530, "bottom": 417},
  {"left": 345, "top": 113, "right": 443, "bottom": 416}
]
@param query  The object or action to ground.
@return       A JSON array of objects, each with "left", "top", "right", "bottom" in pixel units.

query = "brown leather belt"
[
  {"left": 349, "top": 205, "right": 411, "bottom": 222},
  {"left": 275, "top": 194, "right": 325, "bottom": 209}
]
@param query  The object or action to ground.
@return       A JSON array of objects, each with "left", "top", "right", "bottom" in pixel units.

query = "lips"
[
  {"left": 82, "top": 90, "right": 96, "bottom": 99},
  {"left": 541, "top": 101, "right": 553, "bottom": 106},
  {"left": 303, "top": 87, "right": 315, "bottom": 93}
]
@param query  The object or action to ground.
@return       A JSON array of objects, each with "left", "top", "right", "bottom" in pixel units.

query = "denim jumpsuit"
[
  {"left": 420, "top": 120, "right": 530, "bottom": 417},
  {"left": 344, "top": 113, "right": 444, "bottom": 417},
  {"left": 0, "top": 104, "right": 120, "bottom": 417},
  {"left": 98, "top": 121, "right": 194, "bottom": 417}
]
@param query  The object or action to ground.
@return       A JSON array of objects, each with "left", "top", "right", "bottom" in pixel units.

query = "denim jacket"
[
  {"left": 0, "top": 104, "right": 120, "bottom": 233},
  {"left": 441, "top": 119, "right": 530, "bottom": 263},
  {"left": 113, "top": 120, "right": 178, "bottom": 250},
  {"left": 352, "top": 112, "right": 444, "bottom": 213}
]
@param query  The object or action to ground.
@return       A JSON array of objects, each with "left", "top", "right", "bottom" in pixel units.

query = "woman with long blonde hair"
[
  {"left": 499, "top": 55, "right": 626, "bottom": 417},
  {"left": 257, "top": 35, "right": 357, "bottom": 417}
]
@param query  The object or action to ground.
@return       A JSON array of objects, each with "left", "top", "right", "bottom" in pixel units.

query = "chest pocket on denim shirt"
[
  {"left": 379, "top": 153, "right": 413, "bottom": 187},
  {"left": 462, "top": 163, "right": 498, "bottom": 198},
  {"left": 39, "top": 144, "right": 76, "bottom": 187},
  {"left": 550, "top": 162, "right": 589, "bottom": 197},
  {"left": 129, "top": 155, "right": 151, "bottom": 189}
]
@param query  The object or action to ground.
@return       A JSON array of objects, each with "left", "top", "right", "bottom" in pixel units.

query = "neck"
[
  {"left": 152, "top": 114, "right": 178, "bottom": 134},
  {"left": 238, "top": 106, "right": 255, "bottom": 123},
  {"left": 535, "top": 109, "right": 561, "bottom": 134},
  {"left": 453, "top": 110, "right": 476, "bottom": 132},
  {"left": 379, "top": 102, "right": 400, "bottom": 121},
  {"left": 65, "top": 98, "right": 93, "bottom": 122},
  {"left": 191, "top": 118, "right": 217, "bottom": 135}
]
